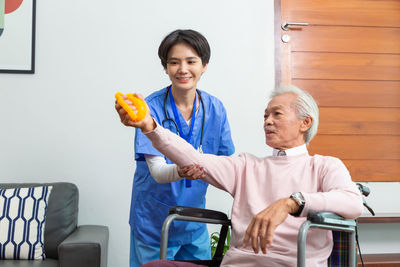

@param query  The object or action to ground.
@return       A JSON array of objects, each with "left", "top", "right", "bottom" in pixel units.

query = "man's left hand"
[{"left": 242, "top": 198, "right": 298, "bottom": 254}]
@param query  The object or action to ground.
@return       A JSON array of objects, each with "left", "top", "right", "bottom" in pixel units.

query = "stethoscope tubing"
[{"left": 162, "top": 85, "right": 205, "bottom": 151}]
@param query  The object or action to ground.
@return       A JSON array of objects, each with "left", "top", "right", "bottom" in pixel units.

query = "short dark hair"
[{"left": 158, "top": 29, "right": 211, "bottom": 69}]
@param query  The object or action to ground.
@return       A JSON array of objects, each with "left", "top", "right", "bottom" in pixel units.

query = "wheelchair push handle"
[
  {"left": 356, "top": 183, "right": 370, "bottom": 197},
  {"left": 356, "top": 183, "right": 375, "bottom": 216}
]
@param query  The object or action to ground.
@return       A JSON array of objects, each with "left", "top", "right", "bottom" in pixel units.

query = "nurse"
[{"left": 116, "top": 29, "right": 235, "bottom": 267}]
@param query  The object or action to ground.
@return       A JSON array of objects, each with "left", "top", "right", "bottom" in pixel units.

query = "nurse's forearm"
[{"left": 145, "top": 155, "right": 181, "bottom": 183}]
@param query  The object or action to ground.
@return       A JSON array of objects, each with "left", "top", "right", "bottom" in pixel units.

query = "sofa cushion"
[
  {"left": 0, "top": 186, "right": 52, "bottom": 260},
  {"left": 0, "top": 258, "right": 58, "bottom": 267},
  {"left": 0, "top": 183, "right": 79, "bottom": 259}
]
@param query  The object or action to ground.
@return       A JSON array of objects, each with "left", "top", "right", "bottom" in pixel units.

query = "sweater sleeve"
[
  {"left": 145, "top": 122, "right": 245, "bottom": 195},
  {"left": 301, "top": 157, "right": 363, "bottom": 219}
]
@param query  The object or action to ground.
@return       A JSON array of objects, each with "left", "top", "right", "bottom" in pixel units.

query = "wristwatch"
[{"left": 289, "top": 192, "right": 305, "bottom": 217}]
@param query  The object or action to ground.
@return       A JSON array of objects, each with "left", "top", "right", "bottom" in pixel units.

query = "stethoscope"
[{"left": 162, "top": 85, "right": 205, "bottom": 154}]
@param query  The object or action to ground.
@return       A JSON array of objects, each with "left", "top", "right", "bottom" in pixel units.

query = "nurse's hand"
[
  {"left": 242, "top": 198, "right": 298, "bottom": 254},
  {"left": 178, "top": 164, "right": 206, "bottom": 180},
  {"left": 115, "top": 93, "right": 155, "bottom": 133}
]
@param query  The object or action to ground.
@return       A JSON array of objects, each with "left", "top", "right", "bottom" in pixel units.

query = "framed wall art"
[{"left": 0, "top": 0, "right": 36, "bottom": 73}]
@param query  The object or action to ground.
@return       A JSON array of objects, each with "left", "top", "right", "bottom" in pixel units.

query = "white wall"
[
  {"left": 0, "top": 1, "right": 398, "bottom": 266},
  {"left": 0, "top": 1, "right": 273, "bottom": 266}
]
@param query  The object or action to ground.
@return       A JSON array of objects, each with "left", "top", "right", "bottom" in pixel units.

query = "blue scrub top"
[{"left": 130, "top": 86, "right": 235, "bottom": 246}]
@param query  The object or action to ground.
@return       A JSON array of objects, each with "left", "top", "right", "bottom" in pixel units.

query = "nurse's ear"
[{"left": 201, "top": 63, "right": 208, "bottom": 75}]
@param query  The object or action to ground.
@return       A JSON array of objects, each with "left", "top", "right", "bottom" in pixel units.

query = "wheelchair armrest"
[
  {"left": 169, "top": 206, "right": 229, "bottom": 222},
  {"left": 298, "top": 212, "right": 357, "bottom": 267},
  {"left": 307, "top": 212, "right": 356, "bottom": 227},
  {"left": 161, "top": 206, "right": 230, "bottom": 260}
]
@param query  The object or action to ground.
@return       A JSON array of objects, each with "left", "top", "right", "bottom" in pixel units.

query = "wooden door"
[{"left": 275, "top": 0, "right": 400, "bottom": 181}]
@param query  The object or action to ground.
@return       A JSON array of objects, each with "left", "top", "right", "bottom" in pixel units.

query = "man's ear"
[{"left": 300, "top": 117, "right": 313, "bottom": 133}]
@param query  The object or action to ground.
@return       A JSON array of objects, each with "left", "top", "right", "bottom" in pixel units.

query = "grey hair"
[{"left": 270, "top": 84, "right": 319, "bottom": 144}]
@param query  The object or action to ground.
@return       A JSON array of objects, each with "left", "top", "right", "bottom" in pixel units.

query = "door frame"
[{"left": 274, "top": 0, "right": 282, "bottom": 85}]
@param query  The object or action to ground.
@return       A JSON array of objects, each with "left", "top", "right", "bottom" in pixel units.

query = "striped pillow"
[{"left": 0, "top": 186, "right": 52, "bottom": 260}]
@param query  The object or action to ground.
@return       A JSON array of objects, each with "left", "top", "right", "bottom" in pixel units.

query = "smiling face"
[
  {"left": 264, "top": 93, "right": 312, "bottom": 150},
  {"left": 165, "top": 42, "right": 207, "bottom": 92}
]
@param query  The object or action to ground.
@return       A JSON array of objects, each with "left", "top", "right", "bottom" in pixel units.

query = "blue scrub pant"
[{"left": 130, "top": 228, "right": 211, "bottom": 267}]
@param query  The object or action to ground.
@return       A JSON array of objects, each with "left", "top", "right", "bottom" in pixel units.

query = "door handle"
[{"left": 281, "top": 22, "right": 309, "bottom": 31}]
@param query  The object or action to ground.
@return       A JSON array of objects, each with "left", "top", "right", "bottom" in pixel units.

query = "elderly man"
[{"left": 115, "top": 85, "right": 363, "bottom": 267}]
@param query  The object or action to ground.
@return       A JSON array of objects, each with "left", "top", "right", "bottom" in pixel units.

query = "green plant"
[{"left": 210, "top": 228, "right": 231, "bottom": 257}]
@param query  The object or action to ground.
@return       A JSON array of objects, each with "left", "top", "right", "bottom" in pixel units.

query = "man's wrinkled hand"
[
  {"left": 114, "top": 93, "right": 155, "bottom": 132},
  {"left": 242, "top": 198, "right": 297, "bottom": 254}
]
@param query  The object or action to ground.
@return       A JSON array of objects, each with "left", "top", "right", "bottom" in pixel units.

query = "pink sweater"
[{"left": 146, "top": 124, "right": 363, "bottom": 267}]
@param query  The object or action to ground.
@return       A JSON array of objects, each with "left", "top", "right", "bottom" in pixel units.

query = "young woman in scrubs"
[{"left": 119, "top": 29, "right": 235, "bottom": 267}]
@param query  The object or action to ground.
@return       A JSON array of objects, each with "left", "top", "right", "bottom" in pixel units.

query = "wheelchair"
[{"left": 160, "top": 183, "right": 373, "bottom": 267}]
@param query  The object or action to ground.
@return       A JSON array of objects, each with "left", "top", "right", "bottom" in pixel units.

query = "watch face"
[
  {"left": 290, "top": 192, "right": 305, "bottom": 217},
  {"left": 291, "top": 192, "right": 305, "bottom": 205}
]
